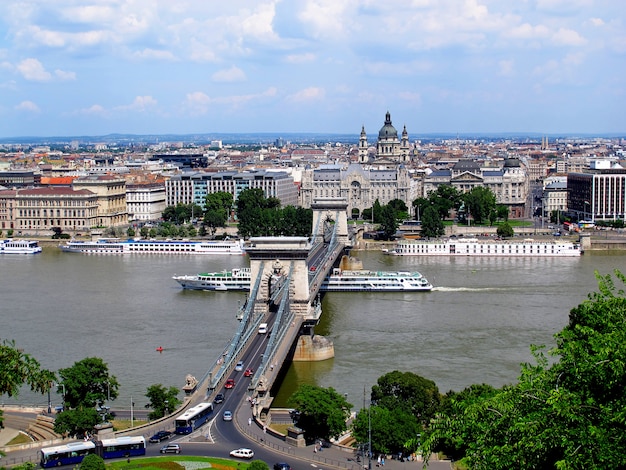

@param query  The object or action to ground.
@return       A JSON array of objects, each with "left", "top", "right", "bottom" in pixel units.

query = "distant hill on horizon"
[{"left": 0, "top": 131, "right": 623, "bottom": 146}]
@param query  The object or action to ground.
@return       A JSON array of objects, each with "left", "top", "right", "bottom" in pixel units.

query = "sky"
[{"left": 1, "top": 0, "right": 625, "bottom": 138}]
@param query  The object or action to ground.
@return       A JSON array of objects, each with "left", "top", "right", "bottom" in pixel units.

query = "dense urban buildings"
[{"left": 0, "top": 113, "right": 624, "bottom": 236}]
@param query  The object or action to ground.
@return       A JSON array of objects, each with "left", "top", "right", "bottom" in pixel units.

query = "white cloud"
[
  {"left": 132, "top": 48, "right": 177, "bottom": 61},
  {"left": 285, "top": 53, "right": 316, "bottom": 64},
  {"left": 552, "top": 27, "right": 587, "bottom": 47},
  {"left": 287, "top": 86, "right": 325, "bottom": 103},
  {"left": 17, "top": 58, "right": 51, "bottom": 81},
  {"left": 498, "top": 59, "right": 514, "bottom": 76},
  {"left": 183, "top": 91, "right": 212, "bottom": 116},
  {"left": 212, "top": 66, "right": 246, "bottom": 83},
  {"left": 397, "top": 91, "right": 422, "bottom": 105},
  {"left": 54, "top": 69, "right": 76, "bottom": 80},
  {"left": 15, "top": 100, "right": 40, "bottom": 113},
  {"left": 115, "top": 96, "right": 158, "bottom": 112},
  {"left": 77, "top": 104, "right": 107, "bottom": 116}
]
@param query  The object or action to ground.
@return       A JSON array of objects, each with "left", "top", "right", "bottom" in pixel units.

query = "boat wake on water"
[{"left": 432, "top": 286, "right": 511, "bottom": 292}]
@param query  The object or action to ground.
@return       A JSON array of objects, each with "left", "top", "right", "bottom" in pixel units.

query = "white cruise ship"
[
  {"left": 320, "top": 268, "right": 433, "bottom": 292},
  {"left": 0, "top": 239, "right": 43, "bottom": 254},
  {"left": 386, "top": 237, "right": 582, "bottom": 257},
  {"left": 173, "top": 268, "right": 251, "bottom": 291},
  {"left": 60, "top": 238, "right": 245, "bottom": 255},
  {"left": 173, "top": 267, "right": 433, "bottom": 292}
]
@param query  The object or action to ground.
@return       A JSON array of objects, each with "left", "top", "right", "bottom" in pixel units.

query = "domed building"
[{"left": 358, "top": 111, "right": 410, "bottom": 164}]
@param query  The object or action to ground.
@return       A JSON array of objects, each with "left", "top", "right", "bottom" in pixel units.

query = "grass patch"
[
  {"left": 112, "top": 419, "right": 148, "bottom": 431},
  {"left": 7, "top": 432, "right": 32, "bottom": 446},
  {"left": 107, "top": 456, "right": 251, "bottom": 470},
  {"left": 267, "top": 424, "right": 290, "bottom": 435}
]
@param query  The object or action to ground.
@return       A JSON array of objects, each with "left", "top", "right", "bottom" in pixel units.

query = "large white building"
[
  {"left": 126, "top": 182, "right": 166, "bottom": 221},
  {"left": 166, "top": 170, "right": 299, "bottom": 209}
]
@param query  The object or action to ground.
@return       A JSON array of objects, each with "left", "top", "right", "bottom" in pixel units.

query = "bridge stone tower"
[
  {"left": 246, "top": 237, "right": 313, "bottom": 318},
  {"left": 311, "top": 198, "right": 349, "bottom": 245}
]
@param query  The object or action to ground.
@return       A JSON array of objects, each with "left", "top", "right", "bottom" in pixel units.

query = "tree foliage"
[
  {"left": 79, "top": 454, "right": 105, "bottom": 470},
  {"left": 462, "top": 186, "right": 497, "bottom": 225},
  {"left": 288, "top": 384, "right": 352, "bottom": 441},
  {"left": 423, "top": 269, "right": 626, "bottom": 469},
  {"left": 420, "top": 206, "right": 445, "bottom": 238},
  {"left": 247, "top": 461, "right": 270, "bottom": 470},
  {"left": 0, "top": 339, "right": 56, "bottom": 398},
  {"left": 378, "top": 205, "right": 399, "bottom": 240},
  {"left": 352, "top": 405, "right": 421, "bottom": 455},
  {"left": 53, "top": 407, "right": 100, "bottom": 439},
  {"left": 496, "top": 221, "right": 514, "bottom": 238},
  {"left": 58, "top": 357, "right": 119, "bottom": 409},
  {"left": 203, "top": 191, "right": 233, "bottom": 235},
  {"left": 145, "top": 384, "right": 181, "bottom": 420},
  {"left": 236, "top": 188, "right": 312, "bottom": 238}
]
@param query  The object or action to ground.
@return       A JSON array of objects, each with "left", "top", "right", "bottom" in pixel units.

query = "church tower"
[
  {"left": 358, "top": 125, "right": 369, "bottom": 163},
  {"left": 400, "top": 125, "right": 410, "bottom": 163}
]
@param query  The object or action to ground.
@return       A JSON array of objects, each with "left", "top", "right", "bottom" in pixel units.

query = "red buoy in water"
[{"left": 156, "top": 346, "right": 163, "bottom": 352}]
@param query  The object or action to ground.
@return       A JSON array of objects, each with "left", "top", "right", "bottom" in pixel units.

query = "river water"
[{"left": 1, "top": 247, "right": 624, "bottom": 411}]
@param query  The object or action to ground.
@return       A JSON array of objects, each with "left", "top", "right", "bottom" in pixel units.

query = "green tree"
[
  {"left": 145, "top": 384, "right": 181, "bottom": 420},
  {"left": 424, "top": 270, "right": 626, "bottom": 469},
  {"left": 378, "top": 205, "right": 399, "bottom": 240},
  {"left": 57, "top": 357, "right": 118, "bottom": 409},
  {"left": 371, "top": 371, "right": 441, "bottom": 424},
  {"left": 373, "top": 199, "right": 382, "bottom": 224},
  {"left": 428, "top": 185, "right": 462, "bottom": 220},
  {"left": 127, "top": 227, "right": 136, "bottom": 237},
  {"left": 0, "top": 339, "right": 56, "bottom": 397},
  {"left": 53, "top": 407, "right": 100, "bottom": 438},
  {"left": 496, "top": 205, "right": 509, "bottom": 222},
  {"left": 79, "top": 453, "right": 105, "bottom": 470},
  {"left": 496, "top": 221, "right": 514, "bottom": 238},
  {"left": 204, "top": 191, "right": 233, "bottom": 235},
  {"left": 420, "top": 206, "right": 444, "bottom": 238},
  {"left": 412, "top": 197, "right": 430, "bottom": 221},
  {"left": 248, "top": 461, "right": 270, "bottom": 470},
  {"left": 462, "top": 187, "right": 497, "bottom": 225},
  {"left": 288, "top": 384, "right": 352, "bottom": 441},
  {"left": 352, "top": 405, "right": 421, "bottom": 455}
]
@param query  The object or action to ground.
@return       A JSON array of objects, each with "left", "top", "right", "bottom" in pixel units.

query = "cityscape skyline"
[{"left": 1, "top": 1, "right": 625, "bottom": 138}]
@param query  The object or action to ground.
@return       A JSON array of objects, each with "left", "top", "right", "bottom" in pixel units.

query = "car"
[
  {"left": 160, "top": 444, "right": 181, "bottom": 454},
  {"left": 310, "top": 265, "right": 316, "bottom": 272},
  {"left": 214, "top": 393, "right": 225, "bottom": 404},
  {"left": 223, "top": 410, "right": 233, "bottom": 421},
  {"left": 225, "top": 378, "right": 235, "bottom": 389},
  {"left": 258, "top": 323, "right": 268, "bottom": 334},
  {"left": 274, "top": 463, "right": 291, "bottom": 470},
  {"left": 230, "top": 448, "right": 254, "bottom": 459},
  {"left": 553, "top": 232, "right": 562, "bottom": 236},
  {"left": 149, "top": 430, "right": 172, "bottom": 443},
  {"left": 244, "top": 368, "right": 254, "bottom": 377},
  {"left": 235, "top": 361, "right": 244, "bottom": 372}
]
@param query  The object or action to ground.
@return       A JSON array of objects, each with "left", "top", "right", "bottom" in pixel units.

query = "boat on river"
[
  {"left": 0, "top": 239, "right": 43, "bottom": 254},
  {"left": 60, "top": 238, "right": 245, "bottom": 255},
  {"left": 173, "top": 267, "right": 432, "bottom": 292},
  {"left": 173, "top": 267, "right": 251, "bottom": 291},
  {"left": 320, "top": 268, "right": 432, "bottom": 292},
  {"left": 386, "top": 237, "right": 582, "bottom": 257}
]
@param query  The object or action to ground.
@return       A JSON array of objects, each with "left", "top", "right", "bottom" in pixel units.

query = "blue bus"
[
  {"left": 40, "top": 436, "right": 146, "bottom": 468},
  {"left": 99, "top": 436, "right": 146, "bottom": 459},
  {"left": 175, "top": 402, "right": 214, "bottom": 434}
]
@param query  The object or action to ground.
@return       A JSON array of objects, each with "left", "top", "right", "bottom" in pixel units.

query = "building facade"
[
  {"left": 423, "top": 158, "right": 529, "bottom": 218},
  {"left": 567, "top": 169, "right": 626, "bottom": 222},
  {"left": 0, "top": 187, "right": 99, "bottom": 235},
  {"left": 126, "top": 182, "right": 167, "bottom": 221},
  {"left": 72, "top": 175, "right": 128, "bottom": 227},
  {"left": 358, "top": 111, "right": 410, "bottom": 164},
  {"left": 299, "top": 163, "right": 415, "bottom": 217},
  {"left": 166, "top": 170, "right": 299, "bottom": 209}
]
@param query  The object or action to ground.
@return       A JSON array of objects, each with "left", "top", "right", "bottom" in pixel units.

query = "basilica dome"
[{"left": 378, "top": 111, "right": 398, "bottom": 139}]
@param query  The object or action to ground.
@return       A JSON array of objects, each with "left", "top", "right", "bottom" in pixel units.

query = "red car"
[
  {"left": 225, "top": 378, "right": 235, "bottom": 389},
  {"left": 244, "top": 368, "right": 254, "bottom": 377}
]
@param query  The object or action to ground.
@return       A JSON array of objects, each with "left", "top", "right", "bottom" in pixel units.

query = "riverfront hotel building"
[{"left": 567, "top": 167, "right": 626, "bottom": 222}]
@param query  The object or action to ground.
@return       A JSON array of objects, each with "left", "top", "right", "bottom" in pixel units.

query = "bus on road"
[{"left": 175, "top": 402, "right": 214, "bottom": 434}]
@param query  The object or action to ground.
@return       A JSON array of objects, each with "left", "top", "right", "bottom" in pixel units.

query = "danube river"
[{"left": 2, "top": 246, "right": 624, "bottom": 411}]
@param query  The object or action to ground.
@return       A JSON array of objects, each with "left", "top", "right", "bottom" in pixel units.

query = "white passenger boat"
[
  {"left": 386, "top": 237, "right": 582, "bottom": 257},
  {"left": 320, "top": 268, "right": 433, "bottom": 292},
  {"left": 173, "top": 267, "right": 433, "bottom": 292},
  {"left": 60, "top": 238, "right": 245, "bottom": 255},
  {"left": 172, "top": 268, "right": 251, "bottom": 291},
  {"left": 0, "top": 239, "right": 43, "bottom": 254}
]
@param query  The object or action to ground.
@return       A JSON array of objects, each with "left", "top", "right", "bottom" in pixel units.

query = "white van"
[{"left": 258, "top": 323, "right": 268, "bottom": 334}]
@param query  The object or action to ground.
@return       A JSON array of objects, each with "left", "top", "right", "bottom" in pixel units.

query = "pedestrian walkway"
[{"left": 0, "top": 427, "right": 22, "bottom": 447}]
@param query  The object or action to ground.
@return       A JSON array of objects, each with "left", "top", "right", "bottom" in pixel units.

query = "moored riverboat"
[
  {"left": 386, "top": 237, "right": 582, "bottom": 257},
  {"left": 0, "top": 239, "right": 43, "bottom": 254},
  {"left": 320, "top": 268, "right": 433, "bottom": 292},
  {"left": 60, "top": 238, "right": 245, "bottom": 255}
]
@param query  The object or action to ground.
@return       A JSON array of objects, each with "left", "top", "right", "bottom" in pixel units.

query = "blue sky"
[{"left": 1, "top": 0, "right": 624, "bottom": 138}]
